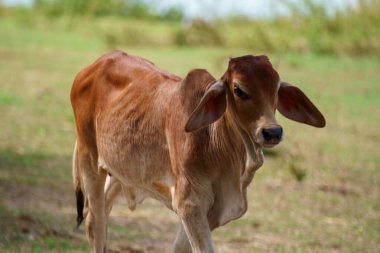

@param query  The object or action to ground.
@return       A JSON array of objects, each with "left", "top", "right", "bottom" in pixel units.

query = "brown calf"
[{"left": 70, "top": 51, "right": 325, "bottom": 253}]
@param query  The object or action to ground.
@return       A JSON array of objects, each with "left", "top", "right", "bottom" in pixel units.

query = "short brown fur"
[{"left": 71, "top": 51, "right": 325, "bottom": 253}]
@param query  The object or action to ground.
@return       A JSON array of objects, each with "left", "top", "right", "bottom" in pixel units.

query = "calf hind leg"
[
  {"left": 172, "top": 221, "right": 192, "bottom": 253},
  {"left": 104, "top": 175, "right": 122, "bottom": 216},
  {"left": 79, "top": 149, "right": 108, "bottom": 253}
]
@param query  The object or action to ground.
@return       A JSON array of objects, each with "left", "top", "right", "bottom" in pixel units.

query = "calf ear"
[
  {"left": 185, "top": 81, "right": 227, "bottom": 132},
  {"left": 277, "top": 82, "right": 326, "bottom": 128}
]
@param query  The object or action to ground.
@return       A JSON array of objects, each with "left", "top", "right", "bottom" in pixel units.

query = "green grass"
[{"left": 0, "top": 16, "right": 379, "bottom": 253}]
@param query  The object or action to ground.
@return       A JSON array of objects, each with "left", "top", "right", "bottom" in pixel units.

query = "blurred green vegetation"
[
  {"left": 32, "top": 0, "right": 183, "bottom": 20},
  {"left": 1, "top": 0, "right": 379, "bottom": 55}
]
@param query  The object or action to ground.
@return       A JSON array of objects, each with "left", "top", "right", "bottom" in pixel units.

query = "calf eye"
[{"left": 233, "top": 84, "right": 250, "bottom": 100}]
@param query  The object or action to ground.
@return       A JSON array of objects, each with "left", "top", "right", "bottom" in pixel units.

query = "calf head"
[{"left": 185, "top": 55, "right": 325, "bottom": 151}]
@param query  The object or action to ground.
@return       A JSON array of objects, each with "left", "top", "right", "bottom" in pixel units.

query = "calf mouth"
[{"left": 263, "top": 139, "right": 282, "bottom": 148}]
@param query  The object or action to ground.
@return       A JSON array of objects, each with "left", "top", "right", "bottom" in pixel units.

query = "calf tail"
[{"left": 72, "top": 141, "right": 85, "bottom": 228}]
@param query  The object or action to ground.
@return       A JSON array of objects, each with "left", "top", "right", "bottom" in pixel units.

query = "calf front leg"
[
  {"left": 174, "top": 178, "right": 215, "bottom": 253},
  {"left": 177, "top": 202, "right": 215, "bottom": 253}
]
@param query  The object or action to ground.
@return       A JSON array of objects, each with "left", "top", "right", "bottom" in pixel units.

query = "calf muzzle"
[{"left": 262, "top": 127, "right": 283, "bottom": 146}]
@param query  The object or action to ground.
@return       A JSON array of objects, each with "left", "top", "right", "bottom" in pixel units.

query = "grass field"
[{"left": 0, "top": 17, "right": 379, "bottom": 253}]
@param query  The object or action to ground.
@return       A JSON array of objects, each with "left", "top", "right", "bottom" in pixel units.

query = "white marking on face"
[
  {"left": 275, "top": 80, "right": 281, "bottom": 105},
  {"left": 254, "top": 128, "right": 265, "bottom": 145}
]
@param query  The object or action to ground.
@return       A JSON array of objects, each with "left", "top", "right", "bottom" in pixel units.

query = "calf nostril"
[
  {"left": 262, "top": 128, "right": 283, "bottom": 141},
  {"left": 262, "top": 128, "right": 272, "bottom": 141},
  {"left": 275, "top": 128, "right": 283, "bottom": 140}
]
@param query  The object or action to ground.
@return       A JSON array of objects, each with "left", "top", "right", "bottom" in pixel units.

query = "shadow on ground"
[{"left": 0, "top": 149, "right": 177, "bottom": 253}]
